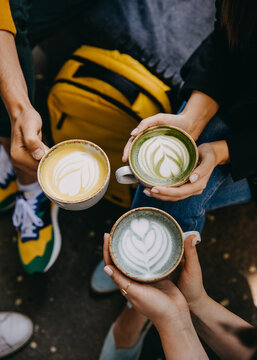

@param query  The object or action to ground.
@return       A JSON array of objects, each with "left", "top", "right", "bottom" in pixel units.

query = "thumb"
[
  {"left": 22, "top": 123, "right": 46, "bottom": 161},
  {"left": 130, "top": 113, "right": 169, "bottom": 136},
  {"left": 24, "top": 128, "right": 46, "bottom": 160},
  {"left": 183, "top": 235, "right": 201, "bottom": 275},
  {"left": 189, "top": 159, "right": 210, "bottom": 184},
  {"left": 190, "top": 147, "right": 215, "bottom": 183}
]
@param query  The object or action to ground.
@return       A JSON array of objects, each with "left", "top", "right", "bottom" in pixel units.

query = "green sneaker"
[
  {"left": 12, "top": 189, "right": 61, "bottom": 274},
  {"left": 0, "top": 145, "right": 18, "bottom": 211}
]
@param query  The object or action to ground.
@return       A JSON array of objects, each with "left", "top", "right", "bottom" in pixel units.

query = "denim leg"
[
  {"left": 132, "top": 166, "right": 231, "bottom": 232},
  {"left": 131, "top": 113, "right": 252, "bottom": 233},
  {"left": 206, "top": 176, "right": 252, "bottom": 212}
]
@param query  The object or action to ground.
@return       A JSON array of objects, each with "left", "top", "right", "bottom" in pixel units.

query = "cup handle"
[
  {"left": 183, "top": 231, "right": 201, "bottom": 244},
  {"left": 115, "top": 166, "right": 139, "bottom": 184}
]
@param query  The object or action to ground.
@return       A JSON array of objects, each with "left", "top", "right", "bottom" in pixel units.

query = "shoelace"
[
  {"left": 13, "top": 196, "right": 44, "bottom": 239},
  {"left": 0, "top": 145, "right": 15, "bottom": 185}
]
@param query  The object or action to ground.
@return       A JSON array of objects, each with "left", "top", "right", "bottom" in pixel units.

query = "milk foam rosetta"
[
  {"left": 117, "top": 217, "right": 173, "bottom": 279},
  {"left": 138, "top": 135, "right": 190, "bottom": 180},
  {"left": 40, "top": 143, "right": 107, "bottom": 201}
]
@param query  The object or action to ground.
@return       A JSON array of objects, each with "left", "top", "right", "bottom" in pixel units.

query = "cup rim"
[
  {"left": 128, "top": 125, "right": 199, "bottom": 188},
  {"left": 109, "top": 207, "right": 184, "bottom": 283},
  {"left": 37, "top": 139, "right": 111, "bottom": 204}
]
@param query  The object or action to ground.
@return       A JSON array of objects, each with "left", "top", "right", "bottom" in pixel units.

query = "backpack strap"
[
  {"left": 71, "top": 55, "right": 166, "bottom": 113},
  {"left": 54, "top": 78, "right": 142, "bottom": 122}
]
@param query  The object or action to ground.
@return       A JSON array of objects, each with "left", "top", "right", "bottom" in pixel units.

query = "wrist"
[
  {"left": 154, "top": 307, "right": 192, "bottom": 334},
  {"left": 9, "top": 99, "right": 34, "bottom": 124},
  {"left": 156, "top": 312, "right": 197, "bottom": 347},
  {"left": 179, "top": 91, "right": 219, "bottom": 141},
  {"left": 188, "top": 291, "right": 210, "bottom": 315},
  {"left": 173, "top": 113, "right": 198, "bottom": 139},
  {"left": 209, "top": 140, "right": 230, "bottom": 166}
]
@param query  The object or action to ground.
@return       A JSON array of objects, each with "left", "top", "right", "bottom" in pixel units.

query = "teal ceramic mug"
[{"left": 109, "top": 207, "right": 201, "bottom": 282}]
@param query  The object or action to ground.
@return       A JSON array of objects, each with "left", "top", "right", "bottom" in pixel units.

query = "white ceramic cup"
[{"left": 37, "top": 139, "right": 111, "bottom": 211}]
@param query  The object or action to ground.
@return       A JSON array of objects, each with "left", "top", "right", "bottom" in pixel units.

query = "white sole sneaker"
[{"left": 44, "top": 204, "right": 62, "bottom": 272}]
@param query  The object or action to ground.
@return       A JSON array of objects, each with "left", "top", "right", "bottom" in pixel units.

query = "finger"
[
  {"left": 122, "top": 136, "right": 134, "bottom": 162},
  {"left": 104, "top": 265, "right": 136, "bottom": 295},
  {"left": 189, "top": 155, "right": 213, "bottom": 184},
  {"left": 144, "top": 184, "right": 205, "bottom": 201},
  {"left": 130, "top": 113, "right": 171, "bottom": 137},
  {"left": 103, "top": 233, "right": 112, "bottom": 266},
  {"left": 11, "top": 130, "right": 39, "bottom": 172},
  {"left": 22, "top": 122, "right": 46, "bottom": 160},
  {"left": 183, "top": 236, "right": 201, "bottom": 274},
  {"left": 43, "top": 143, "right": 49, "bottom": 153}
]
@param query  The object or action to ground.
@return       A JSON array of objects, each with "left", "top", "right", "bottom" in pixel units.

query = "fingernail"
[
  {"left": 192, "top": 236, "right": 201, "bottom": 247},
  {"left": 104, "top": 266, "right": 113, "bottom": 277},
  {"left": 151, "top": 188, "right": 159, "bottom": 194},
  {"left": 122, "top": 156, "right": 126, "bottom": 162},
  {"left": 130, "top": 128, "right": 138, "bottom": 136},
  {"left": 104, "top": 233, "right": 108, "bottom": 239},
  {"left": 190, "top": 173, "right": 199, "bottom": 183},
  {"left": 32, "top": 148, "right": 44, "bottom": 160},
  {"left": 143, "top": 189, "right": 151, "bottom": 197}
]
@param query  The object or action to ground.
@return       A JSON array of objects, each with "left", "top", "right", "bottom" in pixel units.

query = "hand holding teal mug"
[
  {"left": 109, "top": 207, "right": 201, "bottom": 282},
  {"left": 116, "top": 126, "right": 198, "bottom": 188}
]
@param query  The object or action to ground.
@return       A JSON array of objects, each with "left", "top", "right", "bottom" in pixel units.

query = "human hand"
[
  {"left": 103, "top": 233, "right": 190, "bottom": 330},
  {"left": 177, "top": 235, "right": 208, "bottom": 310},
  {"left": 142, "top": 141, "right": 229, "bottom": 201},
  {"left": 10, "top": 107, "right": 48, "bottom": 174},
  {"left": 122, "top": 113, "right": 195, "bottom": 162}
]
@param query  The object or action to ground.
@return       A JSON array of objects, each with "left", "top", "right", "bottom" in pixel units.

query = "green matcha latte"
[{"left": 130, "top": 126, "right": 197, "bottom": 186}]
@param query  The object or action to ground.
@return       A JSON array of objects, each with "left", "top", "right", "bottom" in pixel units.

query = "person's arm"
[
  {"left": 122, "top": 90, "right": 219, "bottom": 164},
  {"left": 0, "top": 30, "right": 47, "bottom": 173},
  {"left": 178, "top": 237, "right": 257, "bottom": 360},
  {"left": 155, "top": 316, "right": 209, "bottom": 360},
  {"left": 103, "top": 234, "right": 208, "bottom": 360},
  {"left": 189, "top": 295, "right": 256, "bottom": 360},
  {"left": 180, "top": 0, "right": 229, "bottom": 106}
]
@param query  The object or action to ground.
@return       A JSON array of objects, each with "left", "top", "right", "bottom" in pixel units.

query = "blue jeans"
[{"left": 131, "top": 114, "right": 252, "bottom": 233}]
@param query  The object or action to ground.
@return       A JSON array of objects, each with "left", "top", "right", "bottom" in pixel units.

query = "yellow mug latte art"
[{"left": 38, "top": 140, "right": 110, "bottom": 210}]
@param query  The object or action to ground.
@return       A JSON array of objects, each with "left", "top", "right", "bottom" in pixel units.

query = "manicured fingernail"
[
  {"left": 143, "top": 189, "right": 151, "bottom": 197},
  {"left": 104, "top": 266, "right": 113, "bottom": 276},
  {"left": 130, "top": 128, "right": 138, "bottom": 136},
  {"left": 122, "top": 156, "right": 126, "bottom": 162},
  {"left": 192, "top": 236, "right": 200, "bottom": 247},
  {"left": 151, "top": 188, "right": 159, "bottom": 194},
  {"left": 190, "top": 173, "right": 199, "bottom": 183},
  {"left": 104, "top": 233, "right": 108, "bottom": 240},
  {"left": 32, "top": 148, "right": 44, "bottom": 160}
]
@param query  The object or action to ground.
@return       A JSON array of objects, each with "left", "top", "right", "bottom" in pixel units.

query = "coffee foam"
[
  {"left": 40, "top": 143, "right": 107, "bottom": 201},
  {"left": 112, "top": 210, "right": 182, "bottom": 281},
  {"left": 138, "top": 135, "right": 190, "bottom": 180}
]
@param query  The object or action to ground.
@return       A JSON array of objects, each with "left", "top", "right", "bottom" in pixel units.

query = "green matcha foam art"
[{"left": 130, "top": 126, "right": 197, "bottom": 186}]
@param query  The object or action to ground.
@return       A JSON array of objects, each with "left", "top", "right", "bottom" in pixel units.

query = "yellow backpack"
[{"left": 48, "top": 45, "right": 172, "bottom": 208}]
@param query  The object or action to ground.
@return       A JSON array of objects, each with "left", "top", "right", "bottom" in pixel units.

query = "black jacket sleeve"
[
  {"left": 180, "top": 0, "right": 257, "bottom": 182},
  {"left": 226, "top": 128, "right": 257, "bottom": 181},
  {"left": 180, "top": 0, "right": 229, "bottom": 104},
  {"left": 224, "top": 100, "right": 257, "bottom": 181}
]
